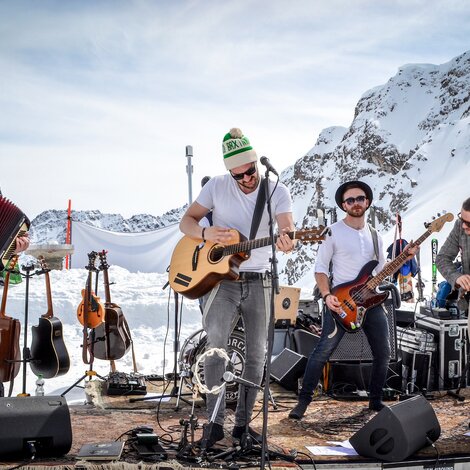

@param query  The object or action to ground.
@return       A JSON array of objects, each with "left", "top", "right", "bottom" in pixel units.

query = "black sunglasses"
[
  {"left": 230, "top": 164, "right": 257, "bottom": 181},
  {"left": 458, "top": 212, "right": 470, "bottom": 227},
  {"left": 343, "top": 195, "right": 367, "bottom": 205}
]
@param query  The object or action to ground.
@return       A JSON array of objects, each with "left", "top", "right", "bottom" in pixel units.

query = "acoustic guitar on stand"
[
  {"left": 331, "top": 213, "right": 454, "bottom": 332},
  {"left": 169, "top": 227, "right": 326, "bottom": 299},
  {"left": 0, "top": 255, "right": 21, "bottom": 390},
  {"left": 30, "top": 257, "right": 70, "bottom": 379},
  {"left": 93, "top": 250, "right": 132, "bottom": 361},
  {"left": 77, "top": 251, "right": 104, "bottom": 364}
]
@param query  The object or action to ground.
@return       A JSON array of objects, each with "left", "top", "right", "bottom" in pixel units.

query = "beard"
[
  {"left": 346, "top": 205, "right": 367, "bottom": 218},
  {"left": 237, "top": 174, "right": 259, "bottom": 191}
]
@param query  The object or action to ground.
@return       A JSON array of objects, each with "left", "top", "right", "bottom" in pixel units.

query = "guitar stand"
[
  {"left": 14, "top": 263, "right": 40, "bottom": 397},
  {"left": 61, "top": 331, "right": 105, "bottom": 398}
]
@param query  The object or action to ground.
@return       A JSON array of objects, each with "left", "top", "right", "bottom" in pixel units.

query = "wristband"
[
  {"left": 202, "top": 227, "right": 206, "bottom": 242},
  {"left": 323, "top": 293, "right": 332, "bottom": 302}
]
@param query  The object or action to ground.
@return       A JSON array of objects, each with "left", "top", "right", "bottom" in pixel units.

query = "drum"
[{"left": 179, "top": 327, "right": 246, "bottom": 405}]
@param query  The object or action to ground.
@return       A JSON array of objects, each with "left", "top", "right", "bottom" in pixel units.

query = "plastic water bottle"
[{"left": 35, "top": 374, "right": 45, "bottom": 396}]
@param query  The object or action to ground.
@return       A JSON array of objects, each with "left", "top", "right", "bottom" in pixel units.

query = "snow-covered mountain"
[
  {"left": 281, "top": 50, "right": 470, "bottom": 284},
  {"left": 29, "top": 51, "right": 470, "bottom": 288},
  {"left": 29, "top": 206, "right": 187, "bottom": 244}
]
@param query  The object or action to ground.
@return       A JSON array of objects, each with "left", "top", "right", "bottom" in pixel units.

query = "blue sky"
[{"left": 1, "top": 0, "right": 470, "bottom": 220}]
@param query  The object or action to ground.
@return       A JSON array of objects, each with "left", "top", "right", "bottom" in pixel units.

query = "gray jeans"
[{"left": 202, "top": 277, "right": 271, "bottom": 427}]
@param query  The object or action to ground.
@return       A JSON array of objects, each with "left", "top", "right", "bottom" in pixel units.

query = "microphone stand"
[{"left": 260, "top": 166, "right": 280, "bottom": 470}]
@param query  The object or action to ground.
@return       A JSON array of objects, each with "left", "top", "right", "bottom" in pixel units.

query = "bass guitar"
[
  {"left": 93, "top": 250, "right": 132, "bottom": 361},
  {"left": 0, "top": 255, "right": 21, "bottom": 387},
  {"left": 30, "top": 257, "right": 70, "bottom": 379},
  {"left": 332, "top": 213, "right": 454, "bottom": 332},
  {"left": 169, "top": 227, "right": 326, "bottom": 299}
]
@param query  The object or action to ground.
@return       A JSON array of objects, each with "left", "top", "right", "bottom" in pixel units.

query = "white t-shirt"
[
  {"left": 196, "top": 174, "right": 292, "bottom": 272},
  {"left": 314, "top": 219, "right": 386, "bottom": 287}
]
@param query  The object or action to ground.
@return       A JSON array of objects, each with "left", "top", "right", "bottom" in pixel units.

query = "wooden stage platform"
[{"left": 1, "top": 378, "right": 470, "bottom": 469}]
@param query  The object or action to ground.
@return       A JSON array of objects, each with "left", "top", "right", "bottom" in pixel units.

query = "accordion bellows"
[{"left": 0, "top": 196, "right": 30, "bottom": 269}]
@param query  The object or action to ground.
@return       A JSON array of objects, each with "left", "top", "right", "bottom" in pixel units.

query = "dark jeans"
[{"left": 298, "top": 304, "right": 391, "bottom": 402}]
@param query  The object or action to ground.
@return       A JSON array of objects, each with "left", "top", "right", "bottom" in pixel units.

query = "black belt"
[{"left": 238, "top": 271, "right": 271, "bottom": 281}]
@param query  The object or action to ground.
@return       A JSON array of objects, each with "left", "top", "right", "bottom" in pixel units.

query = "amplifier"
[
  {"left": 274, "top": 286, "right": 301, "bottom": 327},
  {"left": 330, "top": 300, "right": 397, "bottom": 362}
]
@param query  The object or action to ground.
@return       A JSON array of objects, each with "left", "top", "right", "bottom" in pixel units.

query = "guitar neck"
[
  {"left": 102, "top": 268, "right": 112, "bottom": 304},
  {"left": 44, "top": 271, "right": 54, "bottom": 318},
  {"left": 367, "top": 229, "right": 431, "bottom": 289},
  {"left": 0, "top": 256, "right": 18, "bottom": 317},
  {"left": 0, "top": 271, "right": 10, "bottom": 317},
  {"left": 223, "top": 232, "right": 292, "bottom": 256}
]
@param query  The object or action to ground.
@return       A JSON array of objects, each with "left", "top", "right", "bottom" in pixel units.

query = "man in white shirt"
[
  {"left": 289, "top": 180, "right": 416, "bottom": 419},
  {"left": 180, "top": 128, "right": 294, "bottom": 448}
]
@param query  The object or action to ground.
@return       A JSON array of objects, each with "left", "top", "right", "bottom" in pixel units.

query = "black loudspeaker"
[
  {"left": 292, "top": 329, "right": 320, "bottom": 357},
  {"left": 0, "top": 396, "right": 72, "bottom": 459},
  {"left": 330, "top": 299, "right": 397, "bottom": 362},
  {"left": 270, "top": 348, "right": 307, "bottom": 391},
  {"left": 271, "top": 328, "right": 294, "bottom": 358},
  {"left": 350, "top": 395, "right": 441, "bottom": 462}
]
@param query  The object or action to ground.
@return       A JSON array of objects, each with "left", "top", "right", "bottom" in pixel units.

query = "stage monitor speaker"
[
  {"left": 292, "top": 329, "right": 320, "bottom": 357},
  {"left": 0, "top": 396, "right": 72, "bottom": 459},
  {"left": 275, "top": 286, "right": 301, "bottom": 326},
  {"left": 330, "top": 299, "right": 397, "bottom": 362},
  {"left": 350, "top": 395, "right": 440, "bottom": 462},
  {"left": 270, "top": 348, "right": 307, "bottom": 391}
]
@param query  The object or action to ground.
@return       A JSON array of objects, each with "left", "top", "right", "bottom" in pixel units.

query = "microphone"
[
  {"left": 260, "top": 156, "right": 279, "bottom": 176},
  {"left": 222, "top": 371, "right": 263, "bottom": 390}
]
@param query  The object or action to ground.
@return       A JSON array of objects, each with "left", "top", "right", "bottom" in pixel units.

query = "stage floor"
[
  {"left": 2, "top": 380, "right": 470, "bottom": 469},
  {"left": 1, "top": 379, "right": 470, "bottom": 469}
]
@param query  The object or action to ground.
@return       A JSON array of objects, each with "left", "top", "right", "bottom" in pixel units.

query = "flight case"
[{"left": 416, "top": 307, "right": 468, "bottom": 390}]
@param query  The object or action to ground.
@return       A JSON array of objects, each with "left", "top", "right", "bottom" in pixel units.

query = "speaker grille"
[{"left": 330, "top": 300, "right": 397, "bottom": 362}]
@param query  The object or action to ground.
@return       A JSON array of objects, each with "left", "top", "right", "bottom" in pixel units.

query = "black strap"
[{"left": 249, "top": 177, "right": 267, "bottom": 241}]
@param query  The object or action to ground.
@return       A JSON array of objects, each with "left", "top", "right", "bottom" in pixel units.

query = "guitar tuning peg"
[{"left": 437, "top": 213, "right": 441, "bottom": 217}]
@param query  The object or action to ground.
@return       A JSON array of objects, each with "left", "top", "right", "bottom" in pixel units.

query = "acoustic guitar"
[
  {"left": 93, "top": 250, "right": 132, "bottom": 361},
  {"left": 30, "top": 257, "right": 70, "bottom": 379},
  {"left": 77, "top": 252, "right": 105, "bottom": 329},
  {"left": 77, "top": 252, "right": 105, "bottom": 365},
  {"left": 0, "top": 255, "right": 21, "bottom": 385},
  {"left": 169, "top": 227, "right": 326, "bottom": 299},
  {"left": 331, "top": 213, "right": 454, "bottom": 332}
]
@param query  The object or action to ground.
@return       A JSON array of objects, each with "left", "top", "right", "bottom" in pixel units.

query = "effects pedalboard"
[{"left": 104, "top": 372, "right": 147, "bottom": 396}]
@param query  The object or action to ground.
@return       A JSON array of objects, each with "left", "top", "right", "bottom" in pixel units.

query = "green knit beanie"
[{"left": 222, "top": 128, "right": 258, "bottom": 170}]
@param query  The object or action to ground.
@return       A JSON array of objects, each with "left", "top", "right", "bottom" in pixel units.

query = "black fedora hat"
[{"left": 335, "top": 180, "right": 373, "bottom": 211}]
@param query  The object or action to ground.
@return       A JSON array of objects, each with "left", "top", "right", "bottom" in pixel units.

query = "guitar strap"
[
  {"left": 249, "top": 176, "right": 267, "bottom": 241},
  {"left": 369, "top": 224, "right": 379, "bottom": 261}
]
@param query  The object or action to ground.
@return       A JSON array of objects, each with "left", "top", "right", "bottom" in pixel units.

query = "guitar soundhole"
[{"left": 208, "top": 246, "right": 224, "bottom": 264}]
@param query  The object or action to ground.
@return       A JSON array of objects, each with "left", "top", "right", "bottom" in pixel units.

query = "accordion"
[{"left": 0, "top": 196, "right": 30, "bottom": 269}]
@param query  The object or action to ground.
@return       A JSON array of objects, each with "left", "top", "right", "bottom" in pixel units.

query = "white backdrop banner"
[{"left": 72, "top": 221, "right": 182, "bottom": 273}]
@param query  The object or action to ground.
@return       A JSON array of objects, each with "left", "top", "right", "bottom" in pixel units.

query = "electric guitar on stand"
[
  {"left": 30, "top": 257, "right": 70, "bottom": 379},
  {"left": 169, "top": 227, "right": 326, "bottom": 299},
  {"left": 332, "top": 213, "right": 454, "bottom": 332}
]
